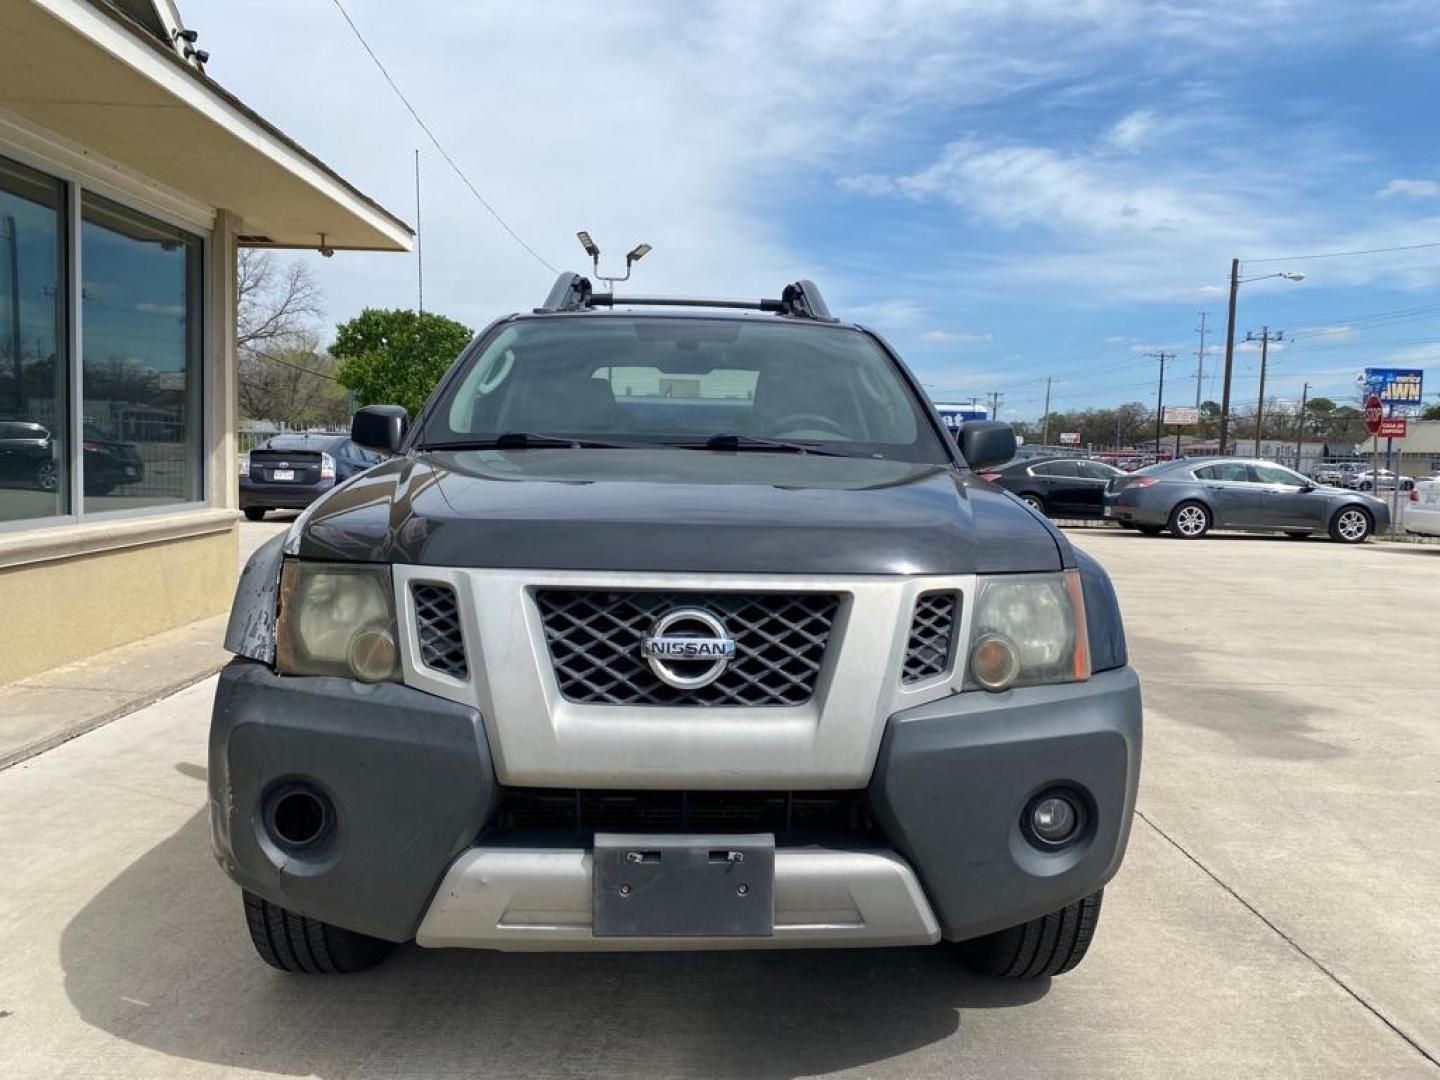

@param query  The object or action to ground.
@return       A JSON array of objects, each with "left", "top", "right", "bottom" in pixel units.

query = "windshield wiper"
[
  {"left": 424, "top": 432, "right": 658, "bottom": 451},
  {"left": 691, "top": 433, "right": 859, "bottom": 458}
]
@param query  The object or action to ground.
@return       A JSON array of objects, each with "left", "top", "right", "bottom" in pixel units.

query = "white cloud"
[
  {"left": 1105, "top": 109, "right": 1156, "bottom": 150},
  {"left": 1296, "top": 325, "right": 1356, "bottom": 341},
  {"left": 919, "top": 329, "right": 992, "bottom": 345},
  {"left": 1378, "top": 179, "right": 1440, "bottom": 198},
  {"left": 1103, "top": 335, "right": 1127, "bottom": 343}
]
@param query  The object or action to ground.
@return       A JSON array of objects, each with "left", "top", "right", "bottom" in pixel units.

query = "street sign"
[
  {"left": 1364, "top": 395, "right": 1384, "bottom": 434},
  {"left": 1377, "top": 417, "right": 1407, "bottom": 438},
  {"left": 1058, "top": 432, "right": 1081, "bottom": 445},
  {"left": 1162, "top": 406, "right": 1199, "bottom": 425},
  {"left": 1363, "top": 368, "right": 1424, "bottom": 414}
]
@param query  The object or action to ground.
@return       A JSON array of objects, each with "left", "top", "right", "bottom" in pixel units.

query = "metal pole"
[
  {"left": 1295, "top": 381, "right": 1308, "bottom": 471},
  {"left": 414, "top": 149, "right": 424, "bottom": 315},
  {"left": 1155, "top": 353, "right": 1165, "bottom": 457},
  {"left": 1040, "top": 377, "right": 1052, "bottom": 446},
  {"left": 1254, "top": 327, "right": 1269, "bottom": 458},
  {"left": 1218, "top": 258, "right": 1240, "bottom": 455},
  {"left": 1195, "top": 311, "right": 1208, "bottom": 409}
]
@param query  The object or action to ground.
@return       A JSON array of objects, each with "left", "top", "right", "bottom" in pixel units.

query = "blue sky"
[{"left": 189, "top": 0, "right": 1440, "bottom": 421}]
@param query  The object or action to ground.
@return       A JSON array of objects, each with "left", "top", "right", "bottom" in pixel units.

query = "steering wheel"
[{"left": 769, "top": 413, "right": 849, "bottom": 438}]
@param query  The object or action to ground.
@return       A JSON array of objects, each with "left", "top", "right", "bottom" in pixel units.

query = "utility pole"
[
  {"left": 1194, "top": 311, "right": 1208, "bottom": 409},
  {"left": 4, "top": 214, "right": 21, "bottom": 411},
  {"left": 1218, "top": 258, "right": 1240, "bottom": 455},
  {"left": 1040, "top": 377, "right": 1052, "bottom": 446},
  {"left": 1294, "top": 381, "right": 1309, "bottom": 471},
  {"left": 1148, "top": 351, "right": 1174, "bottom": 460},
  {"left": 414, "top": 149, "right": 424, "bottom": 315},
  {"left": 987, "top": 391, "right": 1003, "bottom": 420},
  {"left": 1244, "top": 327, "right": 1283, "bottom": 457}
]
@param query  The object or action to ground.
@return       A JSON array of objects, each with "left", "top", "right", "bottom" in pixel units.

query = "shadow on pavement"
[{"left": 62, "top": 800, "right": 1046, "bottom": 1079}]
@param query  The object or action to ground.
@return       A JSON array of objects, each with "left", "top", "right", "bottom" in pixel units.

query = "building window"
[
  {"left": 81, "top": 193, "right": 203, "bottom": 512},
  {"left": 0, "top": 154, "right": 67, "bottom": 524}
]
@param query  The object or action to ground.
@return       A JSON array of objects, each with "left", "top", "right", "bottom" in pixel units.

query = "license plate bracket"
[
  {"left": 592, "top": 832, "right": 775, "bottom": 937},
  {"left": 271, "top": 469, "right": 295, "bottom": 481}
]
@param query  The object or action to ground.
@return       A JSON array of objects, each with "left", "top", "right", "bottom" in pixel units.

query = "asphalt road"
[{"left": 1, "top": 527, "right": 1437, "bottom": 1078}]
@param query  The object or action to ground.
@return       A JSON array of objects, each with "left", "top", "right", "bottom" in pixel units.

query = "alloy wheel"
[
  {"left": 1336, "top": 509, "right": 1369, "bottom": 542},
  {"left": 1174, "top": 505, "right": 1208, "bottom": 537}
]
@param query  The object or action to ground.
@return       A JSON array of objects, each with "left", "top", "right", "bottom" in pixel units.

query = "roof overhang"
[{"left": 0, "top": 0, "right": 413, "bottom": 251}]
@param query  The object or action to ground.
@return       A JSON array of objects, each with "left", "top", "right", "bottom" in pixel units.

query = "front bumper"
[{"left": 210, "top": 660, "right": 1140, "bottom": 947}]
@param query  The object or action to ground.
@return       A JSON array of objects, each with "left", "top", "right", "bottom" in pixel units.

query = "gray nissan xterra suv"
[{"left": 212, "top": 275, "right": 1141, "bottom": 978}]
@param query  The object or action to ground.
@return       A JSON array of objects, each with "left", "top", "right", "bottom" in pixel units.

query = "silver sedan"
[{"left": 1104, "top": 458, "right": 1391, "bottom": 542}]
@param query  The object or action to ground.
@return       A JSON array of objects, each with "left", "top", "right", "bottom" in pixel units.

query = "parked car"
[
  {"left": 0, "top": 419, "right": 144, "bottom": 494},
  {"left": 1105, "top": 457, "right": 1389, "bottom": 542},
  {"left": 213, "top": 274, "right": 1141, "bottom": 980},
  {"left": 1405, "top": 478, "right": 1440, "bottom": 537},
  {"left": 0, "top": 419, "right": 56, "bottom": 491},
  {"left": 979, "top": 456, "right": 1127, "bottom": 518},
  {"left": 1346, "top": 469, "right": 1414, "bottom": 492},
  {"left": 1310, "top": 461, "right": 1363, "bottom": 485},
  {"left": 238, "top": 432, "right": 385, "bottom": 520}
]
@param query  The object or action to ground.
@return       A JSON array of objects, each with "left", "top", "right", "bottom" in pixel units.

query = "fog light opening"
[
  {"left": 266, "top": 784, "right": 332, "bottom": 850},
  {"left": 1025, "top": 789, "right": 1085, "bottom": 849}
]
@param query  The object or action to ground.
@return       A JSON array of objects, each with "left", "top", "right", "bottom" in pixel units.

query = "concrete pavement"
[
  {"left": 0, "top": 528, "right": 1436, "bottom": 1077},
  {"left": 0, "top": 516, "right": 291, "bottom": 769}
]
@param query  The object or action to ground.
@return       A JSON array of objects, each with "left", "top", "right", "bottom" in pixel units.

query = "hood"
[{"left": 294, "top": 448, "right": 1064, "bottom": 575}]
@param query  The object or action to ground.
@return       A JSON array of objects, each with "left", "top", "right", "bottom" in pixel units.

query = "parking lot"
[{"left": 1, "top": 524, "right": 1437, "bottom": 1078}]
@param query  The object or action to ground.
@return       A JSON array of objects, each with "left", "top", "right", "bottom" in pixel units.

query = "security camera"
[
  {"left": 173, "top": 28, "right": 199, "bottom": 43},
  {"left": 319, "top": 246, "right": 335, "bottom": 258}
]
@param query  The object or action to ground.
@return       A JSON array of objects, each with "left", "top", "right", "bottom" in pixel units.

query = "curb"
[{"left": 0, "top": 661, "right": 227, "bottom": 773}]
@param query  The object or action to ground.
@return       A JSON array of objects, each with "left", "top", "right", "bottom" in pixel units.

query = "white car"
[{"left": 1405, "top": 478, "right": 1440, "bottom": 537}]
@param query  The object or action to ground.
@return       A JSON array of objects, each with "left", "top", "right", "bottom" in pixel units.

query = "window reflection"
[
  {"left": 81, "top": 194, "right": 202, "bottom": 512},
  {"left": 0, "top": 154, "right": 67, "bottom": 523}
]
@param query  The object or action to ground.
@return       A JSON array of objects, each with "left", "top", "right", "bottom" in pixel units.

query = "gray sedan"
[{"left": 1104, "top": 458, "right": 1390, "bottom": 542}]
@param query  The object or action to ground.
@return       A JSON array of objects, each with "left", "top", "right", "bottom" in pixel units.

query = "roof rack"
[{"left": 534, "top": 273, "right": 837, "bottom": 322}]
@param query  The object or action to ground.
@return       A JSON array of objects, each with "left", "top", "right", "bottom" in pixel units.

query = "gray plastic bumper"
[
  {"left": 868, "top": 666, "right": 1142, "bottom": 941},
  {"left": 208, "top": 658, "right": 498, "bottom": 942}
]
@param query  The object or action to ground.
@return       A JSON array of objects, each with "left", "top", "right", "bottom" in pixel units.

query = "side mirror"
[
  {"left": 958, "top": 420, "right": 1017, "bottom": 472},
  {"left": 1299, "top": 482, "right": 1316, "bottom": 493},
  {"left": 351, "top": 404, "right": 409, "bottom": 454}
]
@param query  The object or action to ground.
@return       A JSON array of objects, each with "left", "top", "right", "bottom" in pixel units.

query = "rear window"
[{"left": 419, "top": 316, "right": 950, "bottom": 464}]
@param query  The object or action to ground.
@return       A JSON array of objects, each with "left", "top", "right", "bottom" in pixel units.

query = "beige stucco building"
[{"left": 0, "top": 0, "right": 411, "bottom": 682}]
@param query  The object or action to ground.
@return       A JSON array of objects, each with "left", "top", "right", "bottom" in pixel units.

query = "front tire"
[
  {"left": 1136, "top": 524, "right": 1164, "bottom": 536},
  {"left": 1329, "top": 506, "right": 1372, "bottom": 544},
  {"left": 1168, "top": 501, "right": 1211, "bottom": 539},
  {"left": 957, "top": 891, "right": 1104, "bottom": 979},
  {"left": 242, "top": 891, "right": 394, "bottom": 974}
]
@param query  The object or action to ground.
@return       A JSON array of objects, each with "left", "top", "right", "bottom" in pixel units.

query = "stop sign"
[{"left": 1364, "top": 394, "right": 1384, "bottom": 434}]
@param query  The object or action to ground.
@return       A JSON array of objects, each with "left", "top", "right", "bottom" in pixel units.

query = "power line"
[
  {"left": 329, "top": 0, "right": 558, "bottom": 274},
  {"left": 1245, "top": 239, "right": 1440, "bottom": 265}
]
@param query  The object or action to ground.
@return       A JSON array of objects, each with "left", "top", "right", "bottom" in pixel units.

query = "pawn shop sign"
[{"left": 1364, "top": 395, "right": 1384, "bottom": 435}]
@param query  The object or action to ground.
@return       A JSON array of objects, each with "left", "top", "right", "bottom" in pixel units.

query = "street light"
[
  {"left": 1217, "top": 261, "right": 1305, "bottom": 454},
  {"left": 575, "top": 230, "right": 653, "bottom": 286}
]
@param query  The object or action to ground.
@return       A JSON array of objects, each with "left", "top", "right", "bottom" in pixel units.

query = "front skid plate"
[{"left": 416, "top": 846, "right": 940, "bottom": 951}]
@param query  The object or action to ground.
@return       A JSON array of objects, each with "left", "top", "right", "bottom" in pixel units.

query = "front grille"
[
  {"left": 535, "top": 590, "right": 839, "bottom": 706},
  {"left": 494, "top": 788, "right": 872, "bottom": 838},
  {"left": 902, "top": 591, "right": 960, "bottom": 683},
  {"left": 412, "top": 582, "right": 467, "bottom": 679}
]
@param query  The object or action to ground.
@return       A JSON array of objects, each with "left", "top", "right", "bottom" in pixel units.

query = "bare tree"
[{"left": 235, "top": 250, "right": 343, "bottom": 425}]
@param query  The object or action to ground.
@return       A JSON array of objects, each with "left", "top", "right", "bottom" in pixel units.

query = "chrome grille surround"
[
  {"left": 902, "top": 591, "right": 960, "bottom": 683},
  {"left": 535, "top": 589, "right": 839, "bottom": 706},
  {"left": 391, "top": 567, "right": 977, "bottom": 789}
]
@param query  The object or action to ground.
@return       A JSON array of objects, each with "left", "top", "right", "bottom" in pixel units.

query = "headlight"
[
  {"left": 276, "top": 561, "right": 400, "bottom": 682},
  {"left": 963, "top": 571, "right": 1090, "bottom": 692}
]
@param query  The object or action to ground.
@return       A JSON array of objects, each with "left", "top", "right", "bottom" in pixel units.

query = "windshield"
[{"left": 418, "top": 316, "right": 951, "bottom": 464}]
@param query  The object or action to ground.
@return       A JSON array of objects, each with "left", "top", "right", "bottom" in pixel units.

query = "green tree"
[
  {"left": 331, "top": 308, "right": 473, "bottom": 417},
  {"left": 1423, "top": 403, "right": 1440, "bottom": 421}
]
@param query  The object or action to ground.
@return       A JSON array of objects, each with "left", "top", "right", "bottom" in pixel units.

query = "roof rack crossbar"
[
  {"left": 588, "top": 294, "right": 787, "bottom": 313},
  {"left": 535, "top": 273, "right": 838, "bottom": 321}
]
